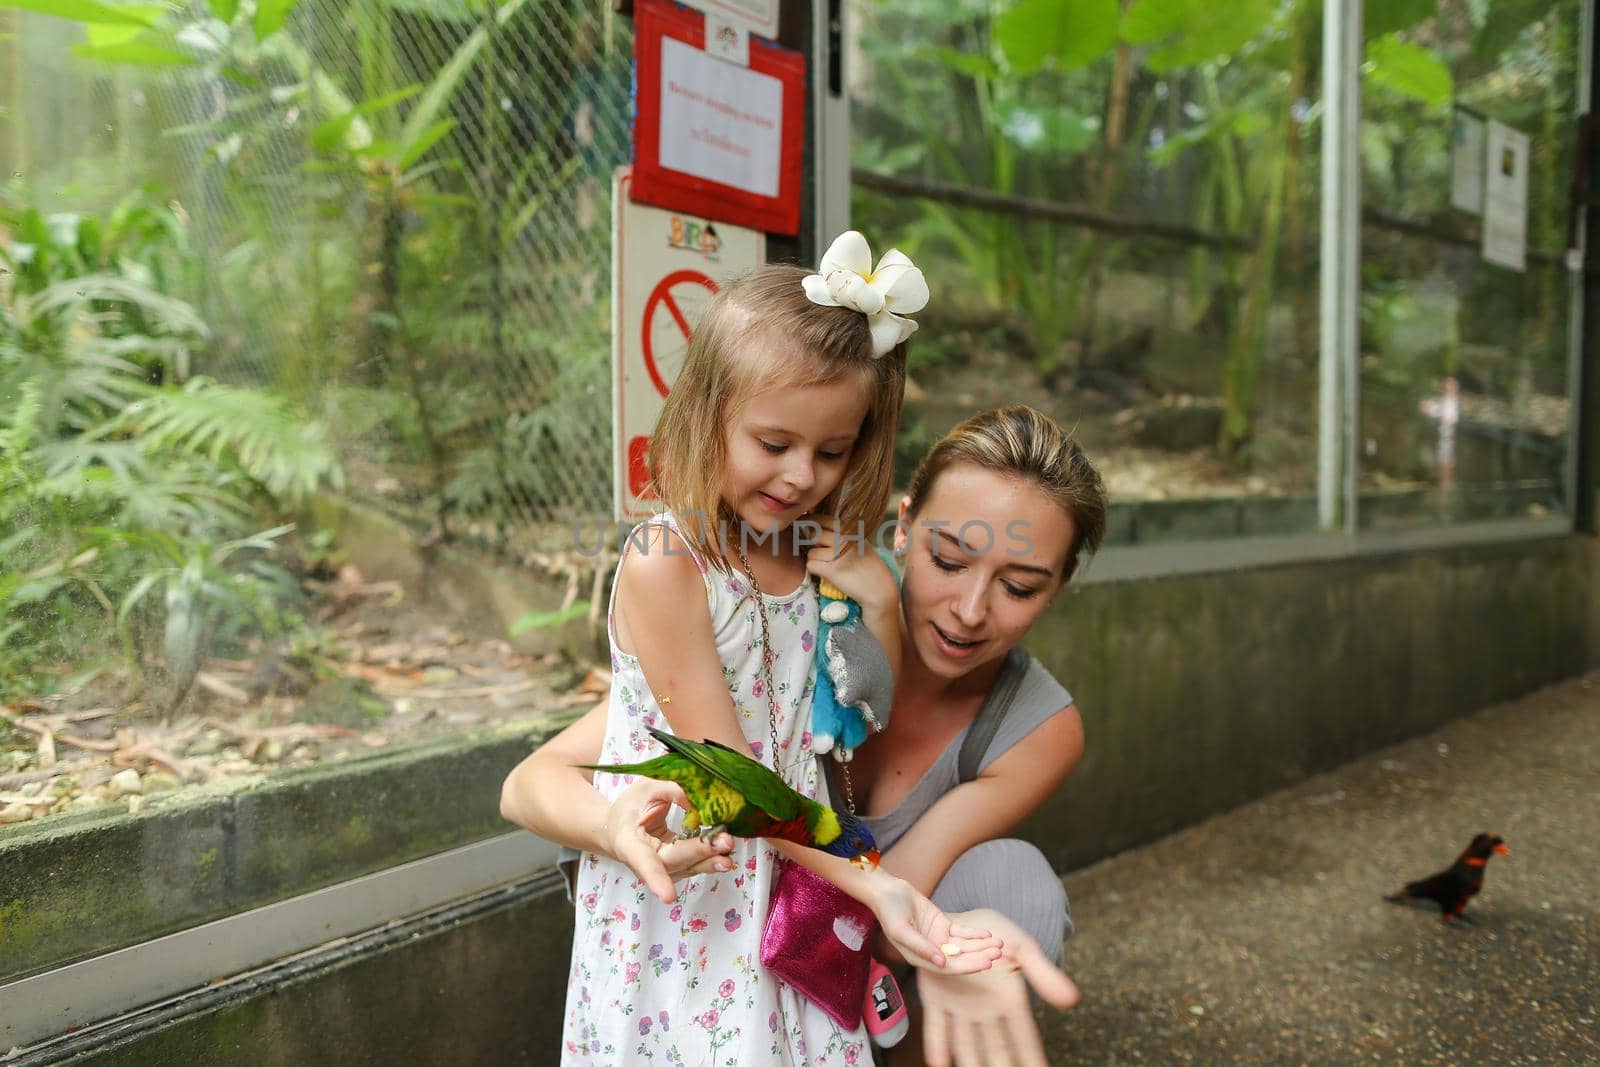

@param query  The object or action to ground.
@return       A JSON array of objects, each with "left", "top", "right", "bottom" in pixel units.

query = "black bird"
[{"left": 1384, "top": 832, "right": 1508, "bottom": 923}]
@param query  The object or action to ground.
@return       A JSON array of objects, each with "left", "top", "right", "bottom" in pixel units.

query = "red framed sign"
[{"left": 631, "top": 0, "right": 805, "bottom": 236}]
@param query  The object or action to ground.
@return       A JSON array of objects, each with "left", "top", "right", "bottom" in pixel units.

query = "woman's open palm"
[{"left": 916, "top": 907, "right": 1080, "bottom": 1067}]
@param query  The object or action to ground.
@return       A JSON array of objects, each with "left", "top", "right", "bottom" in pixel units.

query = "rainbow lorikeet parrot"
[{"left": 582, "top": 726, "right": 881, "bottom": 868}]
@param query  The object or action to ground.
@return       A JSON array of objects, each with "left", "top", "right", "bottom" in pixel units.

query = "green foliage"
[
  {"left": 109, "top": 524, "right": 302, "bottom": 697},
  {"left": 1472, "top": 0, "right": 1551, "bottom": 64},
  {"left": 253, "top": 0, "right": 300, "bottom": 40},
  {"left": 508, "top": 600, "right": 589, "bottom": 637},
  {"left": 0, "top": 191, "right": 339, "bottom": 702},
  {"left": 1, "top": 1, "right": 160, "bottom": 27},
  {"left": 112, "top": 378, "right": 345, "bottom": 505},
  {"left": 994, "top": 0, "right": 1117, "bottom": 74},
  {"left": 1364, "top": 0, "right": 1434, "bottom": 40},
  {"left": 1365, "top": 34, "right": 1454, "bottom": 108},
  {"left": 1121, "top": 0, "right": 1278, "bottom": 73},
  {"left": 14, "top": 0, "right": 624, "bottom": 538},
  {"left": 855, "top": 0, "right": 1326, "bottom": 457}
]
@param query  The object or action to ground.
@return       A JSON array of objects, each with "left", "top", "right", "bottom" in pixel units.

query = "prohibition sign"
[{"left": 642, "top": 269, "right": 718, "bottom": 398}]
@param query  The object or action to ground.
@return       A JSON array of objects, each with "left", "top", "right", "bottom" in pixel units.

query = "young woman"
[{"left": 844, "top": 403, "right": 1104, "bottom": 1066}]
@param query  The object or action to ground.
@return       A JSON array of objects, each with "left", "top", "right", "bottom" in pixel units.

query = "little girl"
[{"left": 503, "top": 235, "right": 997, "bottom": 1064}]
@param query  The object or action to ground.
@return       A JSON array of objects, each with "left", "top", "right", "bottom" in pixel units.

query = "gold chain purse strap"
[
  {"left": 738, "top": 540, "right": 878, "bottom": 1035},
  {"left": 733, "top": 542, "right": 856, "bottom": 812}
]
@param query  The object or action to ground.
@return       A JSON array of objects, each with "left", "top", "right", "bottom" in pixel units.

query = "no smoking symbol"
[{"left": 642, "top": 269, "right": 718, "bottom": 398}]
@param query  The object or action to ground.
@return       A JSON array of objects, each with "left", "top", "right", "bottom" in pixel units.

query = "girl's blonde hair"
[
  {"left": 647, "top": 263, "right": 907, "bottom": 567},
  {"left": 905, "top": 405, "right": 1107, "bottom": 581}
]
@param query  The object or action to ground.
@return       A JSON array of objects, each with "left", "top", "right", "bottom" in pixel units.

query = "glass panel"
[
  {"left": 0, "top": 2, "right": 627, "bottom": 980},
  {"left": 850, "top": 0, "right": 1325, "bottom": 546},
  {"left": 1358, "top": 0, "right": 1581, "bottom": 528}
]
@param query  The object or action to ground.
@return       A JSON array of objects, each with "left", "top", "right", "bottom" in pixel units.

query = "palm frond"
[
  {"left": 26, "top": 274, "right": 209, "bottom": 340},
  {"left": 28, "top": 453, "right": 251, "bottom": 534},
  {"left": 115, "top": 377, "right": 343, "bottom": 503},
  {"left": 0, "top": 336, "right": 146, "bottom": 439},
  {"left": 1, "top": 378, "right": 42, "bottom": 458}
]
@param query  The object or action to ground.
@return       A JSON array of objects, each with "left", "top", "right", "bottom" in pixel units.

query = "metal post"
[
  {"left": 813, "top": 0, "right": 851, "bottom": 254},
  {"left": 1574, "top": 0, "right": 1598, "bottom": 532},
  {"left": 1318, "top": 0, "right": 1361, "bottom": 533}
]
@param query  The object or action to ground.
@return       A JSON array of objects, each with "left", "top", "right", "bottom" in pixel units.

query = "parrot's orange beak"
[
  {"left": 1493, "top": 842, "right": 1509, "bottom": 855},
  {"left": 852, "top": 850, "right": 882, "bottom": 871}
]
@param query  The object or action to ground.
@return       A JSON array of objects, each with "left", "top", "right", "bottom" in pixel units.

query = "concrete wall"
[
  {"left": 67, "top": 882, "right": 573, "bottom": 1066},
  {"left": 57, "top": 534, "right": 1600, "bottom": 1064},
  {"left": 1018, "top": 534, "right": 1600, "bottom": 869}
]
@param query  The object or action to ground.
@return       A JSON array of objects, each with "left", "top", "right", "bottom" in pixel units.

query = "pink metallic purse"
[{"left": 760, "top": 857, "right": 875, "bottom": 1030}]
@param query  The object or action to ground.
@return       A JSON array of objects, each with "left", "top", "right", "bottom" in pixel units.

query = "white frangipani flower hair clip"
[{"left": 801, "top": 230, "right": 929, "bottom": 357}]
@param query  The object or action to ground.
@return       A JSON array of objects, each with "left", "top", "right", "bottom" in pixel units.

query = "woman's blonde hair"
[
  {"left": 905, "top": 405, "right": 1107, "bottom": 580},
  {"left": 647, "top": 263, "right": 907, "bottom": 567}
]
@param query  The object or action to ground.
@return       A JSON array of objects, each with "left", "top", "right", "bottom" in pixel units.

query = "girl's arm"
[
  {"left": 615, "top": 525, "right": 785, "bottom": 748},
  {"left": 505, "top": 525, "right": 992, "bottom": 965},
  {"left": 881, "top": 705, "right": 1084, "bottom": 897},
  {"left": 499, "top": 697, "right": 734, "bottom": 904},
  {"left": 506, "top": 522, "right": 814, "bottom": 902}
]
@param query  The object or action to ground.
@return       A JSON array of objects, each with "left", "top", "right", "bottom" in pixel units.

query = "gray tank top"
[{"left": 823, "top": 655, "right": 1072, "bottom": 853}]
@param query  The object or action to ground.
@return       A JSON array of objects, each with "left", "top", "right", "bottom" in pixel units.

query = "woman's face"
[{"left": 897, "top": 464, "right": 1075, "bottom": 684}]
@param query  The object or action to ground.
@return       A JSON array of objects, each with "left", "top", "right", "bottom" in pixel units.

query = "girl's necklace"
[{"left": 733, "top": 541, "right": 857, "bottom": 814}]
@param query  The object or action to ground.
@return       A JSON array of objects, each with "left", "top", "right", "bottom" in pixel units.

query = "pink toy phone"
[{"left": 863, "top": 957, "right": 909, "bottom": 1047}]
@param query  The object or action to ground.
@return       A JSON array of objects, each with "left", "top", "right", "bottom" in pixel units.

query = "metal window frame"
[
  {"left": 1321, "top": 0, "right": 1362, "bottom": 534},
  {"left": 1568, "top": 0, "right": 1595, "bottom": 518},
  {"left": 813, "top": 0, "right": 851, "bottom": 249},
  {"left": 1, "top": 833, "right": 558, "bottom": 1053}
]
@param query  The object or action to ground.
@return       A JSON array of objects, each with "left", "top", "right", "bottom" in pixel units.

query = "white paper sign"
[
  {"left": 671, "top": 0, "right": 779, "bottom": 38},
  {"left": 613, "top": 169, "right": 765, "bottom": 521},
  {"left": 658, "top": 35, "right": 783, "bottom": 198},
  {"left": 1482, "top": 120, "right": 1529, "bottom": 272},
  {"left": 1450, "top": 112, "right": 1484, "bottom": 215}
]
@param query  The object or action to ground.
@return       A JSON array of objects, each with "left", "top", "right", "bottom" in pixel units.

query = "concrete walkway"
[{"left": 1041, "top": 669, "right": 1600, "bottom": 1064}]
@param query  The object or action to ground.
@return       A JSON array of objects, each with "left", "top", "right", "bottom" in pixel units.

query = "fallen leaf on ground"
[
  {"left": 576, "top": 667, "right": 612, "bottom": 695},
  {"left": 197, "top": 672, "right": 252, "bottom": 704}
]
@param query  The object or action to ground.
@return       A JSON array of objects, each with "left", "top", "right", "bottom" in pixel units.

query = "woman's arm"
[
  {"left": 499, "top": 697, "right": 606, "bottom": 851},
  {"left": 765, "top": 838, "right": 1001, "bottom": 973},
  {"left": 880, "top": 705, "right": 1084, "bottom": 896},
  {"left": 877, "top": 710, "right": 1086, "bottom": 1059}
]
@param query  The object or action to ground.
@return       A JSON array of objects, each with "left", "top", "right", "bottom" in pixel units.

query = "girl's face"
[
  {"left": 722, "top": 375, "right": 869, "bottom": 538},
  {"left": 897, "top": 464, "right": 1075, "bottom": 683}
]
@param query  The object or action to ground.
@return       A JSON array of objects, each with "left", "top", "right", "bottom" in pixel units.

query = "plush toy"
[{"left": 811, "top": 578, "right": 893, "bottom": 760}]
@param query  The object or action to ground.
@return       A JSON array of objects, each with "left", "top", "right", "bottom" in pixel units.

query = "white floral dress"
[{"left": 562, "top": 512, "right": 869, "bottom": 1065}]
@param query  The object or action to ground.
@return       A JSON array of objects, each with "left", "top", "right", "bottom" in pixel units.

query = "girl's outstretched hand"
[
  {"left": 604, "top": 777, "right": 734, "bottom": 904},
  {"left": 916, "top": 908, "right": 1081, "bottom": 1067},
  {"left": 869, "top": 873, "right": 1004, "bottom": 974}
]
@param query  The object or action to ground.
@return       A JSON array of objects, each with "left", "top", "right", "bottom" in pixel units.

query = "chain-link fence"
[{"left": 2, "top": 0, "right": 632, "bottom": 550}]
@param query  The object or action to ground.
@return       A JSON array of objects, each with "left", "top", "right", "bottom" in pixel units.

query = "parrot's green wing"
[{"left": 647, "top": 728, "right": 809, "bottom": 820}]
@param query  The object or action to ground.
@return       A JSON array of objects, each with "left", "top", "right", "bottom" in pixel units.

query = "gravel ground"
[{"left": 1041, "top": 669, "right": 1600, "bottom": 1065}]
